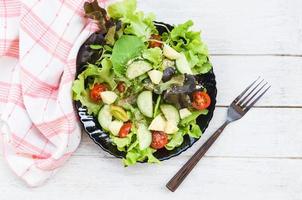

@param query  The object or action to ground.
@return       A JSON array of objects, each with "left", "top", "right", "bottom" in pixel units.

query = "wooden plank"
[
  {"left": 212, "top": 56, "right": 302, "bottom": 106},
  {"left": 0, "top": 156, "right": 301, "bottom": 200},
  {"left": 77, "top": 107, "right": 302, "bottom": 158},
  {"left": 137, "top": 0, "right": 302, "bottom": 54}
]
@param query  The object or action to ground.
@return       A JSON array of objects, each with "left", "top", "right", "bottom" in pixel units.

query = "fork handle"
[{"left": 166, "top": 121, "right": 230, "bottom": 192}]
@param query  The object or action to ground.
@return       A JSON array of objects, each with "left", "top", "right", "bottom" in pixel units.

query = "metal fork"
[{"left": 166, "top": 77, "right": 271, "bottom": 192}]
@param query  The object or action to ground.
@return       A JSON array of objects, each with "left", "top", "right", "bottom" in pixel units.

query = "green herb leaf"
[{"left": 153, "top": 95, "right": 161, "bottom": 117}]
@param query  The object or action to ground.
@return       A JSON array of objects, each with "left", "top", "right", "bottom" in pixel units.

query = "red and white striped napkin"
[{"left": 0, "top": 0, "right": 106, "bottom": 186}]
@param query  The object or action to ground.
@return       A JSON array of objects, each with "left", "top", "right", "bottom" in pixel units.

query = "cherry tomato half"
[
  {"left": 149, "top": 34, "right": 162, "bottom": 48},
  {"left": 90, "top": 83, "right": 108, "bottom": 102},
  {"left": 192, "top": 91, "right": 211, "bottom": 110},
  {"left": 151, "top": 131, "right": 168, "bottom": 149},
  {"left": 117, "top": 82, "right": 126, "bottom": 93},
  {"left": 119, "top": 122, "right": 132, "bottom": 138}
]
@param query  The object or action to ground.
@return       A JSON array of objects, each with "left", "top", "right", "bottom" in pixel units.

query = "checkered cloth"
[{"left": 0, "top": 0, "right": 106, "bottom": 186}]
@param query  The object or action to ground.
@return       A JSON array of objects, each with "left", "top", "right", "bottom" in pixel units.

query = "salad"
[{"left": 72, "top": 0, "right": 213, "bottom": 166}]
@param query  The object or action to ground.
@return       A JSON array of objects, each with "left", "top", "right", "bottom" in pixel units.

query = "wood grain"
[
  {"left": 0, "top": 155, "right": 302, "bottom": 200},
  {"left": 1, "top": 0, "right": 302, "bottom": 199},
  {"left": 166, "top": 121, "right": 230, "bottom": 192},
  {"left": 138, "top": 0, "right": 302, "bottom": 55},
  {"left": 212, "top": 56, "right": 302, "bottom": 106}
]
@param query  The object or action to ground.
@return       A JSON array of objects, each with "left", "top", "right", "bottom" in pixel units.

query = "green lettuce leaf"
[
  {"left": 72, "top": 87, "right": 101, "bottom": 115},
  {"left": 178, "top": 110, "right": 208, "bottom": 139},
  {"left": 107, "top": 0, "right": 157, "bottom": 40},
  {"left": 180, "top": 110, "right": 208, "bottom": 126},
  {"left": 187, "top": 122, "right": 202, "bottom": 138},
  {"left": 166, "top": 20, "right": 212, "bottom": 74},
  {"left": 123, "top": 11, "right": 156, "bottom": 39},
  {"left": 111, "top": 132, "right": 133, "bottom": 151},
  {"left": 192, "top": 61, "right": 212, "bottom": 74},
  {"left": 98, "top": 58, "right": 117, "bottom": 89},
  {"left": 111, "top": 35, "right": 145, "bottom": 76},
  {"left": 142, "top": 47, "right": 163, "bottom": 68},
  {"left": 165, "top": 131, "right": 184, "bottom": 150},
  {"left": 107, "top": 0, "right": 136, "bottom": 19},
  {"left": 123, "top": 146, "right": 160, "bottom": 166},
  {"left": 170, "top": 20, "right": 194, "bottom": 47},
  {"left": 72, "top": 60, "right": 117, "bottom": 115},
  {"left": 179, "top": 121, "right": 203, "bottom": 138},
  {"left": 72, "top": 65, "right": 103, "bottom": 115}
]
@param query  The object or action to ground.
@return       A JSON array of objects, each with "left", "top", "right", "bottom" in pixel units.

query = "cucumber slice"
[
  {"left": 126, "top": 60, "right": 152, "bottom": 80},
  {"left": 175, "top": 53, "right": 193, "bottom": 75},
  {"left": 137, "top": 91, "right": 153, "bottom": 118},
  {"left": 148, "top": 114, "right": 166, "bottom": 131},
  {"left": 98, "top": 105, "right": 112, "bottom": 130},
  {"left": 160, "top": 104, "right": 180, "bottom": 124},
  {"left": 137, "top": 123, "right": 152, "bottom": 150}
]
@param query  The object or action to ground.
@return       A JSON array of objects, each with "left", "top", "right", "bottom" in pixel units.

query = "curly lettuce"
[
  {"left": 107, "top": 0, "right": 136, "bottom": 19},
  {"left": 180, "top": 110, "right": 209, "bottom": 138},
  {"left": 165, "top": 20, "right": 212, "bottom": 74},
  {"left": 72, "top": 65, "right": 102, "bottom": 115},
  {"left": 165, "top": 131, "right": 184, "bottom": 150},
  {"left": 142, "top": 47, "right": 163, "bottom": 69},
  {"left": 107, "top": 0, "right": 157, "bottom": 40},
  {"left": 72, "top": 59, "right": 116, "bottom": 115},
  {"left": 123, "top": 146, "right": 160, "bottom": 166}
]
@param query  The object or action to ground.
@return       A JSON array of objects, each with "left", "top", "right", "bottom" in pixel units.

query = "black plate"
[{"left": 74, "top": 22, "right": 217, "bottom": 161}]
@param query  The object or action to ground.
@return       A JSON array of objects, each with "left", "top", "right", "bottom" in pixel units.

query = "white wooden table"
[{"left": 1, "top": 0, "right": 302, "bottom": 199}]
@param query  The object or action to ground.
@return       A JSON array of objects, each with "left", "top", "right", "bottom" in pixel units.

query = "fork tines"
[{"left": 234, "top": 77, "right": 271, "bottom": 110}]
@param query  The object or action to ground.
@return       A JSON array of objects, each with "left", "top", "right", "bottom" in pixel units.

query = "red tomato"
[
  {"left": 151, "top": 131, "right": 168, "bottom": 149},
  {"left": 117, "top": 82, "right": 126, "bottom": 93},
  {"left": 119, "top": 122, "right": 132, "bottom": 138},
  {"left": 192, "top": 91, "right": 211, "bottom": 110},
  {"left": 90, "top": 83, "right": 108, "bottom": 102},
  {"left": 149, "top": 34, "right": 162, "bottom": 48}
]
